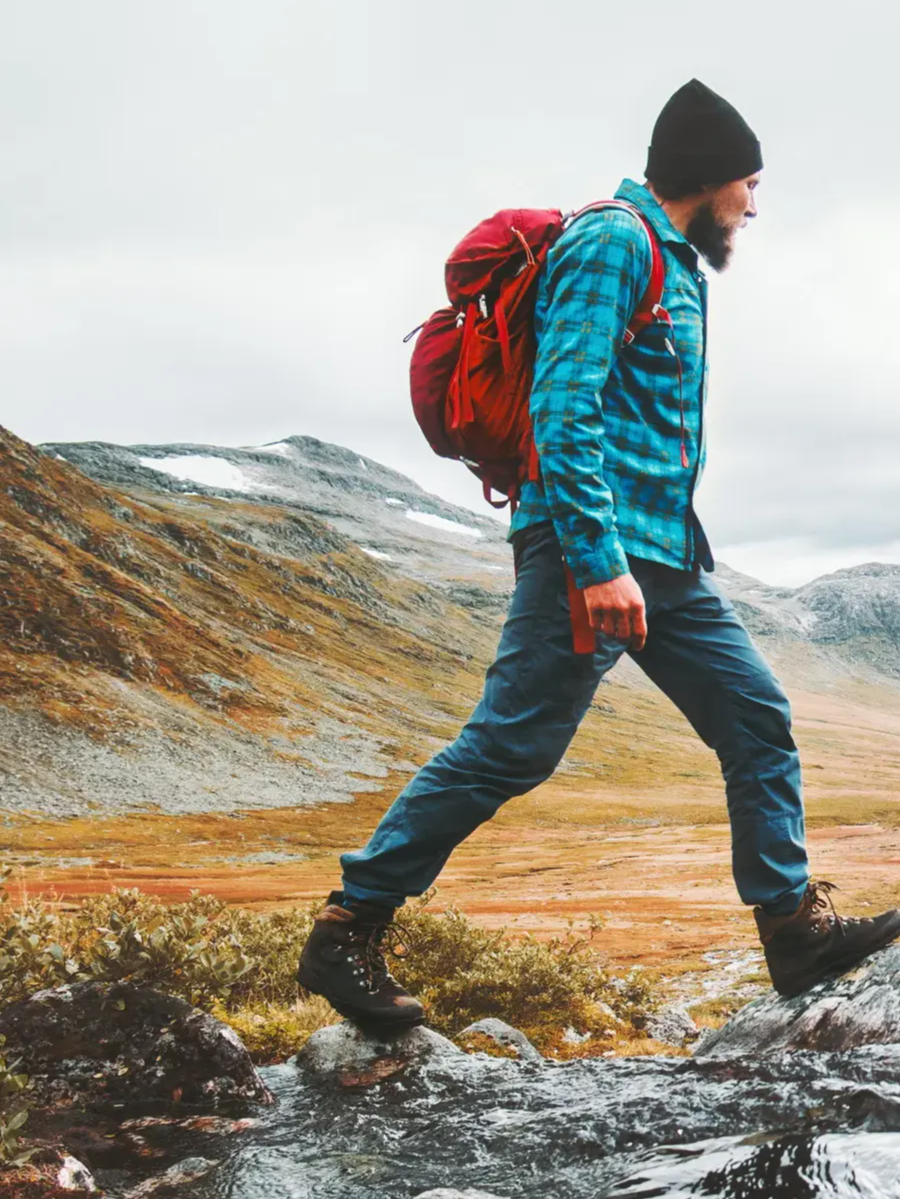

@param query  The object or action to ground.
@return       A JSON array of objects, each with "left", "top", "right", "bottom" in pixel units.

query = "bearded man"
[{"left": 297, "top": 79, "right": 900, "bottom": 1029}]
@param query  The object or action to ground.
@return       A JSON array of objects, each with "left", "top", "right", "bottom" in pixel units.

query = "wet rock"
[
  {"left": 121, "top": 1155, "right": 219, "bottom": 1197},
  {"left": 604, "top": 1130, "right": 900, "bottom": 1197},
  {"left": 645, "top": 1005, "right": 699, "bottom": 1047},
  {"left": 696, "top": 942, "right": 899, "bottom": 1058},
  {"left": 297, "top": 1020, "right": 462, "bottom": 1086},
  {"left": 0, "top": 982, "right": 273, "bottom": 1109},
  {"left": 210, "top": 1044, "right": 898, "bottom": 1198},
  {"left": 413, "top": 1190, "right": 510, "bottom": 1199},
  {"left": 118, "top": 1114, "right": 257, "bottom": 1136},
  {"left": 459, "top": 1018, "right": 542, "bottom": 1062}
]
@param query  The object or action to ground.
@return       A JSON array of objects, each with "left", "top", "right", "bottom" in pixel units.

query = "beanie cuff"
[{"left": 645, "top": 140, "right": 763, "bottom": 186}]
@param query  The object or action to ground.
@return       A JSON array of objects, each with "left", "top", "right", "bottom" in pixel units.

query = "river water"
[{"left": 95, "top": 1042, "right": 899, "bottom": 1198}]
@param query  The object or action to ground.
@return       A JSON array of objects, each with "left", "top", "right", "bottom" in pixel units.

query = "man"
[{"left": 297, "top": 79, "right": 899, "bottom": 1028}]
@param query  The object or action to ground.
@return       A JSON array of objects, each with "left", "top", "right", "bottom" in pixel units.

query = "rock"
[
  {"left": 645, "top": 1005, "right": 699, "bottom": 1047},
  {"left": 122, "top": 1156, "right": 219, "bottom": 1197},
  {"left": 562, "top": 1026, "right": 592, "bottom": 1045},
  {"left": 413, "top": 1191, "right": 511, "bottom": 1199},
  {"left": 695, "top": 942, "right": 900, "bottom": 1058},
  {"left": 595, "top": 1001, "right": 625, "bottom": 1024},
  {"left": 459, "top": 1018, "right": 543, "bottom": 1062},
  {"left": 0, "top": 1150, "right": 98, "bottom": 1198},
  {"left": 297, "top": 1020, "right": 462, "bottom": 1086},
  {"left": 55, "top": 1156, "right": 98, "bottom": 1193},
  {"left": 0, "top": 981, "right": 273, "bottom": 1109},
  {"left": 179, "top": 1041, "right": 899, "bottom": 1198}
]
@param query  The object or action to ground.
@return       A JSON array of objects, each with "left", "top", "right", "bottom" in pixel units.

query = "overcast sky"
[{"left": 1, "top": 1, "right": 898, "bottom": 587}]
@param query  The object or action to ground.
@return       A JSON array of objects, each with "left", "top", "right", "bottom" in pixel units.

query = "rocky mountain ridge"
[{"left": 42, "top": 433, "right": 900, "bottom": 678}]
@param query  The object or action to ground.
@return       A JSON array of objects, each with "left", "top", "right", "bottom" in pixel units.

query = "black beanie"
[{"left": 645, "top": 79, "right": 763, "bottom": 185}]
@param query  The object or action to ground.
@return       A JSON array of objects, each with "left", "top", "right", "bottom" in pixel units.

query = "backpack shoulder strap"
[{"left": 564, "top": 200, "right": 668, "bottom": 345}]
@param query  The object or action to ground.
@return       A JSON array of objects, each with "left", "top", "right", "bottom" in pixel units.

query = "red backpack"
[{"left": 404, "top": 199, "right": 671, "bottom": 652}]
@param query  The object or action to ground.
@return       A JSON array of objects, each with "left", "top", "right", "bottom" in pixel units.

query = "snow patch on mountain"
[
  {"left": 406, "top": 510, "right": 482, "bottom": 538},
  {"left": 139, "top": 455, "right": 278, "bottom": 493},
  {"left": 360, "top": 547, "right": 392, "bottom": 561}
]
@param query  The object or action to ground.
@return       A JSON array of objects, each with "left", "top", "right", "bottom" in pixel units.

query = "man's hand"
[{"left": 582, "top": 573, "right": 647, "bottom": 651}]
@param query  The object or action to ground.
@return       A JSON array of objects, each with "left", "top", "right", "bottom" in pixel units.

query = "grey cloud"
[{"left": 0, "top": 0, "right": 897, "bottom": 582}]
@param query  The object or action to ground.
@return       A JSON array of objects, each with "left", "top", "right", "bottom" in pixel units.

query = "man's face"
[{"left": 686, "top": 172, "right": 760, "bottom": 272}]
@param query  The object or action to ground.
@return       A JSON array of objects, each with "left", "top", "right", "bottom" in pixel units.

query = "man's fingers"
[
  {"left": 580, "top": 574, "right": 647, "bottom": 650},
  {"left": 589, "top": 604, "right": 647, "bottom": 646},
  {"left": 630, "top": 604, "right": 648, "bottom": 651}
]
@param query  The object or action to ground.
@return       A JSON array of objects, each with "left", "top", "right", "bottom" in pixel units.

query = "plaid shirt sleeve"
[{"left": 530, "top": 209, "right": 653, "bottom": 587}]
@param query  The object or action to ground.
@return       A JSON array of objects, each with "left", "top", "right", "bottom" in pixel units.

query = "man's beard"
[{"left": 685, "top": 202, "right": 733, "bottom": 272}]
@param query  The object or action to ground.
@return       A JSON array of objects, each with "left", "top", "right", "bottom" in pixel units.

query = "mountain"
[
  {"left": 0, "top": 425, "right": 897, "bottom": 819},
  {"left": 43, "top": 434, "right": 513, "bottom": 600},
  {"left": 42, "top": 432, "right": 901, "bottom": 679}
]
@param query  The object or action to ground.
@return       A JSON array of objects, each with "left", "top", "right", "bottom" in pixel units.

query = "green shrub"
[
  {"left": 0, "top": 873, "right": 660, "bottom": 1062},
  {"left": 0, "top": 1034, "right": 32, "bottom": 1167},
  {"left": 388, "top": 900, "right": 657, "bottom": 1048}
]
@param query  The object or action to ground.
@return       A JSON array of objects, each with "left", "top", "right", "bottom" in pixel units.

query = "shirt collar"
[{"left": 614, "top": 178, "right": 699, "bottom": 267}]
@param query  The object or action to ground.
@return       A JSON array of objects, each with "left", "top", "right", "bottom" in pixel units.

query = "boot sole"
[
  {"left": 774, "top": 915, "right": 900, "bottom": 998},
  {"left": 297, "top": 964, "right": 426, "bottom": 1033}
]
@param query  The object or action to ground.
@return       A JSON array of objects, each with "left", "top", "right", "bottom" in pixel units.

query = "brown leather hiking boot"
[
  {"left": 297, "top": 891, "right": 425, "bottom": 1031},
  {"left": 755, "top": 879, "right": 900, "bottom": 998}
]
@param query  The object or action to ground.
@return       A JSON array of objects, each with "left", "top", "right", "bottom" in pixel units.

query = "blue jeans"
[{"left": 341, "top": 520, "right": 809, "bottom": 915}]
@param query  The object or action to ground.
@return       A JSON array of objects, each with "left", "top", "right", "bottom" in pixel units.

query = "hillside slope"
[
  {"left": 0, "top": 425, "right": 897, "bottom": 820},
  {"left": 0, "top": 427, "right": 503, "bottom": 816}
]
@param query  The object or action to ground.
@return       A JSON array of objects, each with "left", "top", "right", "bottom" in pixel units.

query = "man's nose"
[{"left": 746, "top": 193, "right": 757, "bottom": 218}]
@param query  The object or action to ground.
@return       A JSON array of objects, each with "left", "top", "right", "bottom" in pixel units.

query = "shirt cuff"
[{"left": 567, "top": 534, "right": 630, "bottom": 589}]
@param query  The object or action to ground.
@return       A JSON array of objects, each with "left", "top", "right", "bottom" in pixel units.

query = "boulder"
[
  {"left": 0, "top": 981, "right": 273, "bottom": 1109},
  {"left": 297, "top": 1021, "right": 462, "bottom": 1087},
  {"left": 458, "top": 1018, "right": 542, "bottom": 1062},
  {"left": 645, "top": 1005, "right": 699, "bottom": 1047},
  {"left": 121, "top": 1156, "right": 220, "bottom": 1197},
  {"left": 695, "top": 942, "right": 899, "bottom": 1058}
]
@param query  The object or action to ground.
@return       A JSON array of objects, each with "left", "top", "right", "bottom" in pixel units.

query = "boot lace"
[
  {"left": 808, "top": 879, "right": 845, "bottom": 936},
  {"left": 345, "top": 920, "right": 413, "bottom": 993}
]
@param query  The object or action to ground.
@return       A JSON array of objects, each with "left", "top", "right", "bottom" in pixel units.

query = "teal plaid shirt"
[{"left": 508, "top": 178, "right": 714, "bottom": 587}]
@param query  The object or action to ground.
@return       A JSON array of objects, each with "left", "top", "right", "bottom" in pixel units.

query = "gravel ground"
[{"left": 0, "top": 701, "right": 413, "bottom": 819}]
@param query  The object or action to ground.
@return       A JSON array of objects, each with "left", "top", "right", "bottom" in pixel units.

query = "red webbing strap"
[
  {"left": 563, "top": 560, "right": 596, "bottom": 655},
  {"left": 527, "top": 438, "right": 540, "bottom": 483},
  {"left": 451, "top": 303, "right": 477, "bottom": 430},
  {"left": 624, "top": 214, "right": 666, "bottom": 345},
  {"left": 495, "top": 298, "right": 513, "bottom": 381},
  {"left": 482, "top": 479, "right": 513, "bottom": 509}
]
